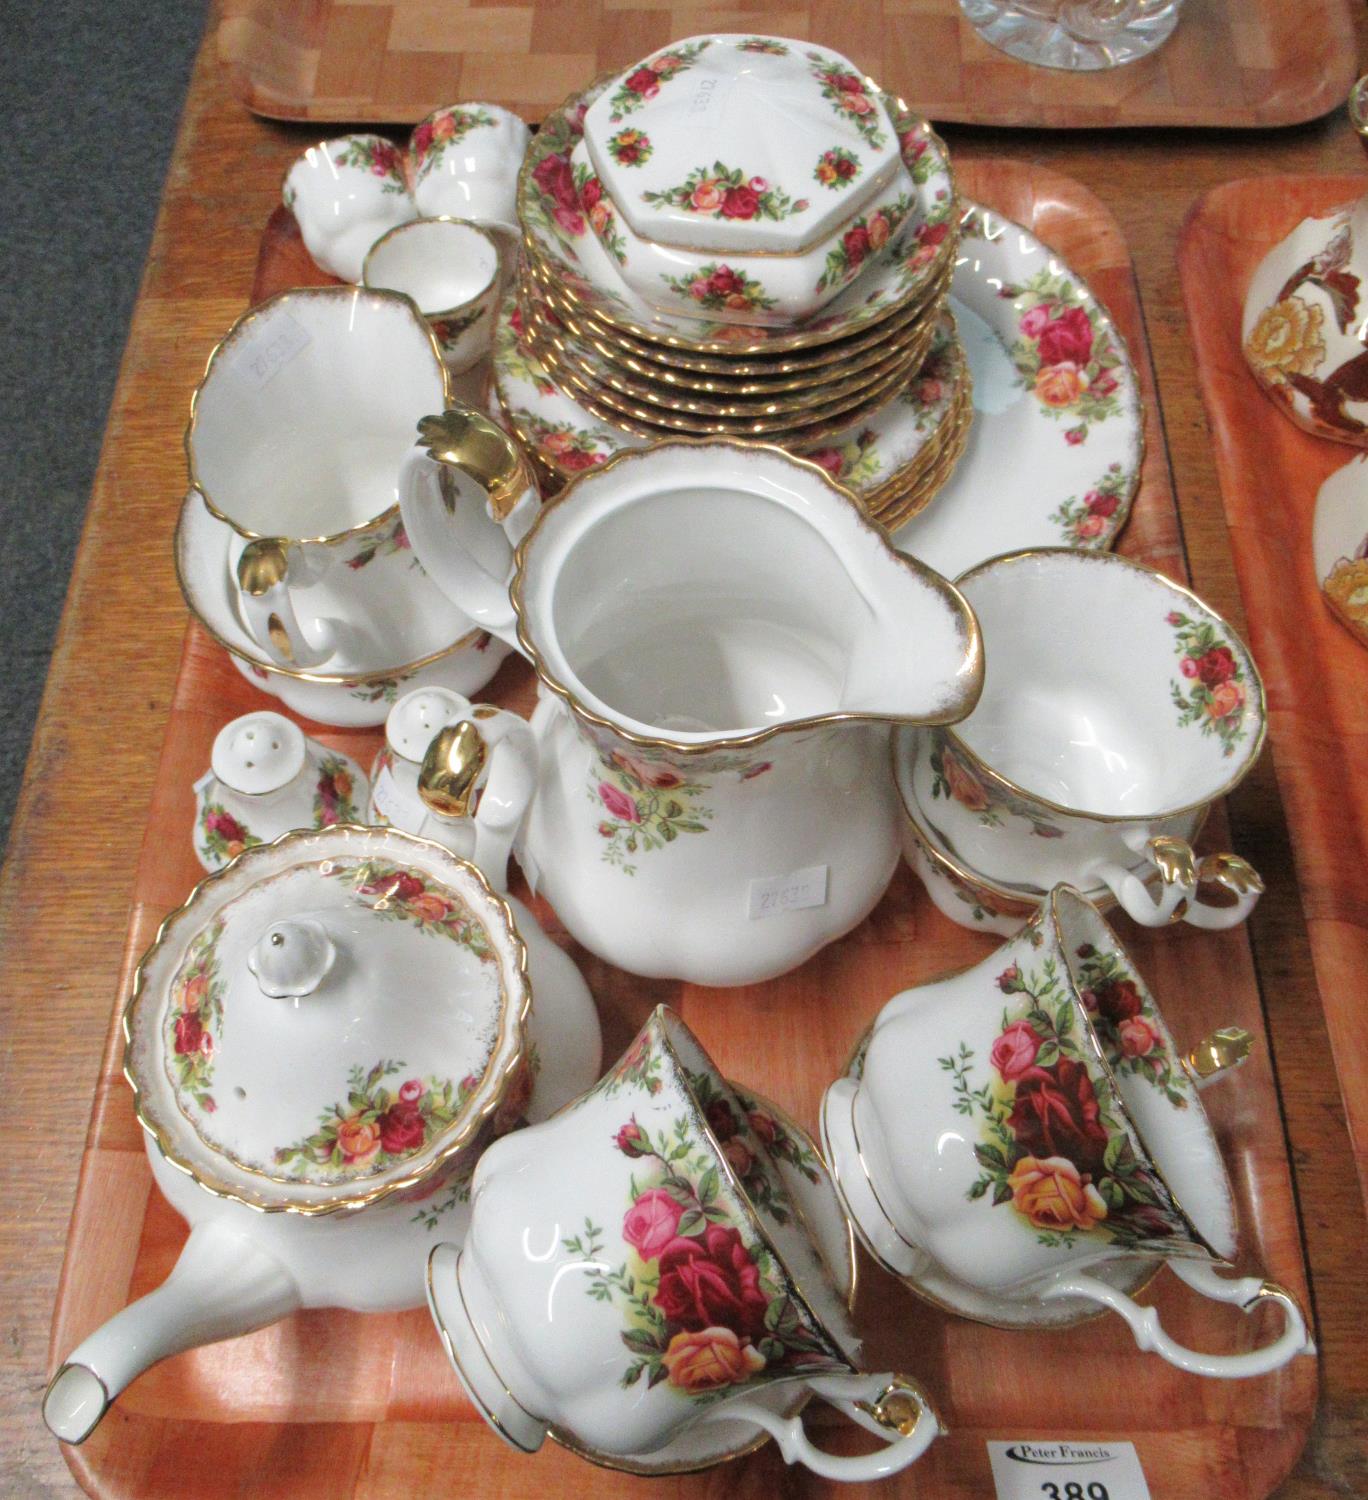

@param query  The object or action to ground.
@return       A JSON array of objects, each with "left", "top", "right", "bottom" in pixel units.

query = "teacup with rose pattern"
[
  {"left": 426, "top": 1006, "right": 942, "bottom": 1479},
  {"left": 822, "top": 885, "right": 1313, "bottom": 1377},
  {"left": 901, "top": 548, "right": 1266, "bottom": 931}
]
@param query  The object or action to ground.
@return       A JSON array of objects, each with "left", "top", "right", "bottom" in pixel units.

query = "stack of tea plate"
[{"left": 498, "top": 35, "right": 970, "bottom": 526}]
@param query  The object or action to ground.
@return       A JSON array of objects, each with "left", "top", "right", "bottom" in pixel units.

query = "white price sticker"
[
  {"left": 233, "top": 313, "right": 312, "bottom": 389},
  {"left": 988, "top": 1441, "right": 1151, "bottom": 1500},
  {"left": 369, "top": 767, "right": 405, "bottom": 823},
  {"left": 747, "top": 865, "right": 828, "bottom": 920}
]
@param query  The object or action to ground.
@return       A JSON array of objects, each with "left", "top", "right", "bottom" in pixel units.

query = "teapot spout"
[{"left": 44, "top": 1220, "right": 300, "bottom": 1445}]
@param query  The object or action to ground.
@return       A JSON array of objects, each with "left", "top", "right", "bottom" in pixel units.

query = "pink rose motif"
[
  {"left": 1037, "top": 306, "right": 1094, "bottom": 368},
  {"left": 1118, "top": 1016, "right": 1160, "bottom": 1058},
  {"left": 553, "top": 204, "right": 586, "bottom": 237},
  {"left": 748, "top": 176, "right": 767, "bottom": 191},
  {"left": 1075, "top": 514, "right": 1105, "bottom": 539},
  {"left": 1064, "top": 426, "right": 1087, "bottom": 446},
  {"left": 991, "top": 1020, "right": 1041, "bottom": 1082},
  {"left": 691, "top": 180, "right": 724, "bottom": 213},
  {"left": 598, "top": 781, "right": 640, "bottom": 822},
  {"left": 612, "top": 751, "right": 683, "bottom": 789},
  {"left": 1180, "top": 656, "right": 1200, "bottom": 679},
  {"left": 1019, "top": 305, "right": 1051, "bottom": 339},
  {"left": 1166, "top": 611, "right": 1184, "bottom": 626},
  {"left": 399, "top": 1079, "right": 425, "bottom": 1104},
  {"left": 623, "top": 1187, "right": 685, "bottom": 1260}
]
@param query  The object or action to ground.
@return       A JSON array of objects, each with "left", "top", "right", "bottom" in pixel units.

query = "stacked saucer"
[{"left": 499, "top": 35, "right": 969, "bottom": 522}]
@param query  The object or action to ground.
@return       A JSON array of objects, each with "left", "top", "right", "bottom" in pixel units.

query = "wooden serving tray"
[
  {"left": 216, "top": 0, "right": 1356, "bottom": 130},
  {"left": 50, "top": 161, "right": 1316, "bottom": 1498},
  {"left": 1180, "top": 177, "right": 1368, "bottom": 1209}
]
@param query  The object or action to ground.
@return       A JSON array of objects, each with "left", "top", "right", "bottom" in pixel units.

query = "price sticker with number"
[{"left": 987, "top": 1440, "right": 1152, "bottom": 1500}]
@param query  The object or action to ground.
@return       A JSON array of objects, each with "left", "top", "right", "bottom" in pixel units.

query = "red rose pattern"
[
  {"left": 1035, "top": 305, "right": 1094, "bottom": 368},
  {"left": 1007, "top": 1056, "right": 1110, "bottom": 1178},
  {"left": 653, "top": 1224, "right": 769, "bottom": 1339}
]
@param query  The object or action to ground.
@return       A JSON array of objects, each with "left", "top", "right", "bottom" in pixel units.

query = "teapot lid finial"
[{"left": 247, "top": 917, "right": 337, "bottom": 999}]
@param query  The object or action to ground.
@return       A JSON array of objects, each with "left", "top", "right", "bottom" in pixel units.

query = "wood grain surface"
[
  {"left": 41, "top": 157, "right": 1321, "bottom": 1500},
  {"left": 3, "top": 4, "right": 1368, "bottom": 1496},
  {"left": 1179, "top": 178, "right": 1368, "bottom": 1207},
  {"left": 216, "top": 0, "right": 1357, "bottom": 129}
]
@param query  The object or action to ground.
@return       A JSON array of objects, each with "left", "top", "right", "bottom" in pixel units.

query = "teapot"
[
  {"left": 43, "top": 824, "right": 601, "bottom": 1446},
  {"left": 395, "top": 411, "right": 983, "bottom": 986}
]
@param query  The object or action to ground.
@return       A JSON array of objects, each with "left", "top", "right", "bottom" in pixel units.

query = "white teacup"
[
  {"left": 427, "top": 1006, "right": 942, "bottom": 1480},
  {"left": 905, "top": 548, "right": 1266, "bottom": 929},
  {"left": 409, "top": 102, "right": 531, "bottom": 262},
  {"left": 186, "top": 287, "right": 486, "bottom": 676},
  {"left": 363, "top": 218, "right": 501, "bottom": 375},
  {"left": 822, "top": 885, "right": 1312, "bottom": 1377}
]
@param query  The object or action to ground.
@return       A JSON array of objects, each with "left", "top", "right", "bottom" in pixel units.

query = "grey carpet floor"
[{"left": 0, "top": 4, "right": 208, "bottom": 855}]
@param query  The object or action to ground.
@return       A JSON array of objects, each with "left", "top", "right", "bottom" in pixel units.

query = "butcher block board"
[{"left": 216, "top": 0, "right": 1357, "bottom": 130}]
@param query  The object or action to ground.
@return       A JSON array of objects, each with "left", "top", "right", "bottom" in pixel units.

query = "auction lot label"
[{"left": 988, "top": 1440, "right": 1151, "bottom": 1500}]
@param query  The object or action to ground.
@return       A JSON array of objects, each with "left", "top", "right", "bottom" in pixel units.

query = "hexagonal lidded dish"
[{"left": 573, "top": 35, "right": 929, "bottom": 325}]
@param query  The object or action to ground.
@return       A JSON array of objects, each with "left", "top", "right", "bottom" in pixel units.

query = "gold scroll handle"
[{"left": 417, "top": 409, "right": 532, "bottom": 522}]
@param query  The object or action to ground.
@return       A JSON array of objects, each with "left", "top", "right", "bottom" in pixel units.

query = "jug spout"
[
  {"left": 836, "top": 549, "right": 983, "bottom": 726},
  {"left": 44, "top": 1220, "right": 300, "bottom": 1445}
]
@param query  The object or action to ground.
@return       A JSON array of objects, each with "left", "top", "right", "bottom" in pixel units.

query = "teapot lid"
[
  {"left": 124, "top": 826, "right": 530, "bottom": 1213},
  {"left": 583, "top": 35, "right": 899, "bottom": 256}
]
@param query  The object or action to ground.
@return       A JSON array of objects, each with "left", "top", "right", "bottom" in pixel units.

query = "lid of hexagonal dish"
[
  {"left": 123, "top": 825, "right": 530, "bottom": 1213},
  {"left": 583, "top": 35, "right": 900, "bottom": 256}
]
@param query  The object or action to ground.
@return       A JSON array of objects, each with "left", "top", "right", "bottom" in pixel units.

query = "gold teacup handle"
[
  {"left": 397, "top": 408, "right": 539, "bottom": 650},
  {"left": 1183, "top": 1026, "right": 1254, "bottom": 1089},
  {"left": 1091, "top": 836, "right": 1263, "bottom": 931},
  {"left": 235, "top": 538, "right": 337, "bottom": 670},
  {"left": 700, "top": 1372, "right": 941, "bottom": 1481}
]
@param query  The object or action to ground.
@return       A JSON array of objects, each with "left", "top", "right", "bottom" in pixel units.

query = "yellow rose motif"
[
  {"left": 1007, "top": 1154, "right": 1108, "bottom": 1232},
  {"left": 1323, "top": 556, "right": 1368, "bottom": 643},
  {"left": 1245, "top": 296, "right": 1326, "bottom": 379},
  {"left": 662, "top": 1326, "right": 766, "bottom": 1391}
]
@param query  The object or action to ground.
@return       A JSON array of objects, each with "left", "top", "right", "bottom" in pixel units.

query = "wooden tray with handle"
[
  {"left": 49, "top": 159, "right": 1317, "bottom": 1498},
  {"left": 1180, "top": 175, "right": 1368, "bottom": 1208},
  {"left": 216, "top": 0, "right": 1356, "bottom": 131}
]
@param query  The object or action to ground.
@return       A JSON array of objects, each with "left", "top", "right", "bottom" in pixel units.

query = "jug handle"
[
  {"left": 1089, "top": 836, "right": 1264, "bottom": 931},
  {"left": 1042, "top": 1260, "right": 1313, "bottom": 1378},
  {"left": 469, "top": 713, "right": 540, "bottom": 894},
  {"left": 43, "top": 1219, "right": 301, "bottom": 1445},
  {"left": 398, "top": 408, "right": 539, "bottom": 652},
  {"left": 235, "top": 537, "right": 338, "bottom": 671},
  {"left": 702, "top": 1372, "right": 941, "bottom": 1482}
]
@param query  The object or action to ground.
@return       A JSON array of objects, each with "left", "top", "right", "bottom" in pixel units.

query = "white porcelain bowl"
[{"left": 284, "top": 134, "right": 418, "bottom": 283}]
